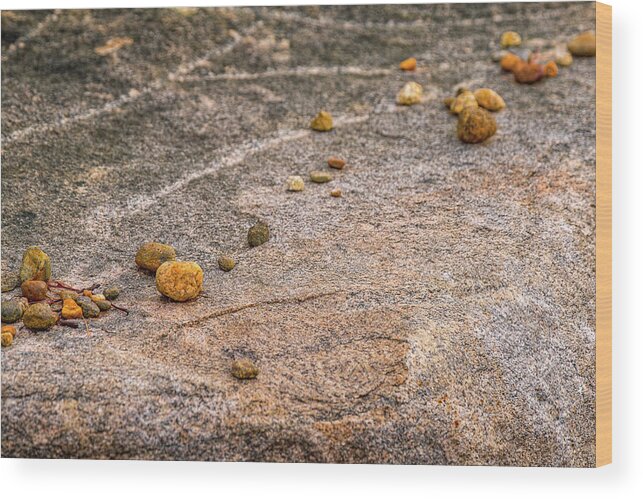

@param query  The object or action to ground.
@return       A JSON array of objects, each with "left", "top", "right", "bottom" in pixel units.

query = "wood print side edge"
[{"left": 595, "top": 1, "right": 612, "bottom": 468}]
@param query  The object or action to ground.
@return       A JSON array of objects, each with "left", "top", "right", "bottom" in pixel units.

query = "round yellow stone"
[{"left": 156, "top": 261, "right": 203, "bottom": 302}]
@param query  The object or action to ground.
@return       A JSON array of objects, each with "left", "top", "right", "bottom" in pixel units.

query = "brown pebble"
[
  {"left": 544, "top": 60, "right": 559, "bottom": 77},
  {"left": 327, "top": 157, "right": 346, "bottom": 170},
  {"left": 457, "top": 107, "right": 497, "bottom": 144},
  {"left": 567, "top": 31, "right": 596, "bottom": 57},
  {"left": 513, "top": 61, "right": 545, "bottom": 84},
  {"left": 330, "top": 188, "right": 342, "bottom": 198},
  {"left": 21, "top": 280, "right": 49, "bottom": 301},
  {"left": 500, "top": 52, "right": 521, "bottom": 72}
]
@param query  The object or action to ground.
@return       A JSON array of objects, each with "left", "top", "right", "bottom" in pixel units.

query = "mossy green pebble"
[
  {"left": 231, "top": 358, "right": 259, "bottom": 380},
  {"left": 75, "top": 296, "right": 101, "bottom": 318},
  {"left": 1, "top": 271, "right": 20, "bottom": 292},
  {"left": 22, "top": 302, "right": 58, "bottom": 330},
  {"left": 19, "top": 246, "right": 52, "bottom": 283},
  {"left": 309, "top": 171, "right": 333, "bottom": 183},
  {"left": 58, "top": 290, "right": 78, "bottom": 301},
  {"left": 218, "top": 255, "right": 236, "bottom": 272},
  {"left": 103, "top": 286, "right": 120, "bottom": 301},
  {"left": 248, "top": 222, "right": 270, "bottom": 247},
  {"left": 135, "top": 242, "right": 177, "bottom": 272},
  {"left": 1, "top": 299, "right": 24, "bottom": 324}
]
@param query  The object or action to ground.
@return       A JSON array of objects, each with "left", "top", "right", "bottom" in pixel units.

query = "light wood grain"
[{"left": 596, "top": 1, "right": 612, "bottom": 468}]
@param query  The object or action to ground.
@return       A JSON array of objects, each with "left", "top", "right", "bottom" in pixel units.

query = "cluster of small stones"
[
  {"left": 1, "top": 246, "right": 122, "bottom": 344},
  {"left": 443, "top": 87, "right": 504, "bottom": 144},
  {"left": 134, "top": 242, "right": 203, "bottom": 302},
  {"left": 496, "top": 30, "right": 595, "bottom": 84}
]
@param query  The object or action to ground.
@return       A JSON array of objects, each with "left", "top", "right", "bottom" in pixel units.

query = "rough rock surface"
[{"left": 1, "top": 3, "right": 596, "bottom": 465}]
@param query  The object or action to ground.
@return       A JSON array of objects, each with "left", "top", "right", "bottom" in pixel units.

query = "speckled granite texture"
[{"left": 1, "top": 3, "right": 596, "bottom": 465}]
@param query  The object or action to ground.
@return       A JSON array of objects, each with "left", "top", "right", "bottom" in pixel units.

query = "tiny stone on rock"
[
  {"left": 396, "top": 82, "right": 423, "bottom": 105},
  {"left": 309, "top": 171, "right": 333, "bottom": 183},
  {"left": 248, "top": 222, "right": 270, "bottom": 247},
  {"left": 1, "top": 299, "right": 24, "bottom": 324},
  {"left": 399, "top": 57, "right": 417, "bottom": 71},
  {"left": 450, "top": 90, "right": 478, "bottom": 114},
  {"left": 218, "top": 255, "right": 236, "bottom": 272},
  {"left": 19, "top": 246, "right": 51, "bottom": 283},
  {"left": 231, "top": 358, "right": 259, "bottom": 380},
  {"left": 286, "top": 175, "right": 305, "bottom": 192},
  {"left": 103, "top": 286, "right": 120, "bottom": 301},
  {"left": 310, "top": 110, "right": 333, "bottom": 131},
  {"left": 75, "top": 296, "right": 101, "bottom": 318},
  {"left": 62, "top": 299, "right": 83, "bottom": 319},
  {"left": 1, "top": 332, "right": 13, "bottom": 347},
  {"left": 457, "top": 107, "right": 498, "bottom": 144},
  {"left": 1, "top": 272, "right": 20, "bottom": 292},
  {"left": 135, "top": 242, "right": 177, "bottom": 272},
  {"left": 2, "top": 325, "right": 17, "bottom": 339},
  {"left": 567, "top": 31, "right": 596, "bottom": 57},
  {"left": 22, "top": 302, "right": 58, "bottom": 330},
  {"left": 474, "top": 88, "right": 506, "bottom": 112},
  {"left": 330, "top": 188, "right": 342, "bottom": 198},
  {"left": 21, "top": 280, "right": 49, "bottom": 301},
  {"left": 327, "top": 157, "right": 346, "bottom": 169},
  {"left": 500, "top": 31, "right": 522, "bottom": 48},
  {"left": 155, "top": 261, "right": 204, "bottom": 302}
]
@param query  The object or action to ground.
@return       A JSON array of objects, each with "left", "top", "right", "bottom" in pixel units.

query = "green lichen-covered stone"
[
  {"left": 19, "top": 246, "right": 52, "bottom": 283},
  {"left": 95, "top": 300, "right": 112, "bottom": 312},
  {"left": 218, "top": 255, "right": 236, "bottom": 272},
  {"left": 58, "top": 290, "right": 78, "bottom": 301},
  {"left": 248, "top": 222, "right": 270, "bottom": 248},
  {"left": 75, "top": 296, "right": 100, "bottom": 318},
  {"left": 103, "top": 285, "right": 120, "bottom": 301},
  {"left": 309, "top": 171, "right": 333, "bottom": 183},
  {"left": 231, "top": 358, "right": 259, "bottom": 379},
  {"left": 22, "top": 302, "right": 58, "bottom": 330},
  {"left": 1, "top": 299, "right": 24, "bottom": 324},
  {"left": 1, "top": 271, "right": 20, "bottom": 292}
]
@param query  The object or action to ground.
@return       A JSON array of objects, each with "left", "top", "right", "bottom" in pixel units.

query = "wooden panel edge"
[{"left": 595, "top": 1, "right": 612, "bottom": 468}]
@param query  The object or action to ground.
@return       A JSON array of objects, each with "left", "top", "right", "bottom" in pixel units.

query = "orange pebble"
[
  {"left": 327, "top": 157, "right": 346, "bottom": 169},
  {"left": 1, "top": 325, "right": 16, "bottom": 338},
  {"left": 513, "top": 61, "right": 545, "bottom": 84},
  {"left": 399, "top": 57, "right": 417, "bottom": 71},
  {"left": 62, "top": 299, "right": 83, "bottom": 320},
  {"left": 544, "top": 60, "right": 559, "bottom": 77},
  {"left": 500, "top": 53, "right": 521, "bottom": 72}
]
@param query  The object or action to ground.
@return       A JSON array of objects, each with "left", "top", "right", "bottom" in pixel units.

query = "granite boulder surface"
[{"left": 1, "top": 3, "right": 596, "bottom": 465}]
